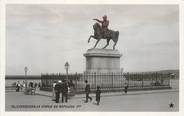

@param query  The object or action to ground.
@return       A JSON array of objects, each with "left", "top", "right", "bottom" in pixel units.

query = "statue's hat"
[{"left": 103, "top": 15, "right": 107, "bottom": 18}]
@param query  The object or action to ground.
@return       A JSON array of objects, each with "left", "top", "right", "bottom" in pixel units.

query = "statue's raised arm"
[{"left": 93, "top": 18, "right": 103, "bottom": 23}]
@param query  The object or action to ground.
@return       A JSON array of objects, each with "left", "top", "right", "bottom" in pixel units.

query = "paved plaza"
[
  {"left": 5, "top": 79, "right": 179, "bottom": 112},
  {"left": 5, "top": 89, "right": 179, "bottom": 112}
]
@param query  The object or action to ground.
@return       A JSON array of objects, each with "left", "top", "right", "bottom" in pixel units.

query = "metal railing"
[{"left": 40, "top": 72, "right": 171, "bottom": 93}]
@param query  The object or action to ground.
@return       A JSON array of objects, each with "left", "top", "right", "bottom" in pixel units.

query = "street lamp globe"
[
  {"left": 65, "top": 62, "right": 70, "bottom": 81},
  {"left": 65, "top": 62, "right": 69, "bottom": 69},
  {"left": 24, "top": 66, "right": 28, "bottom": 76},
  {"left": 24, "top": 66, "right": 28, "bottom": 88}
]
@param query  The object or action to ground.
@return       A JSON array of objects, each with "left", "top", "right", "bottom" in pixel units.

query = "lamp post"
[
  {"left": 24, "top": 66, "right": 28, "bottom": 88},
  {"left": 65, "top": 62, "right": 69, "bottom": 82}
]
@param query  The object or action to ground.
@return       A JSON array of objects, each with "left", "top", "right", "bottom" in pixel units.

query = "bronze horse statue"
[{"left": 88, "top": 23, "right": 119, "bottom": 49}]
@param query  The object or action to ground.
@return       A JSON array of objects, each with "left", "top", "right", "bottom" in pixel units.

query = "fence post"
[
  {"left": 151, "top": 73, "right": 153, "bottom": 88},
  {"left": 127, "top": 73, "right": 129, "bottom": 86},
  {"left": 156, "top": 72, "right": 158, "bottom": 87},
  {"left": 94, "top": 72, "right": 97, "bottom": 89},
  {"left": 122, "top": 72, "right": 124, "bottom": 89},
  {"left": 83, "top": 72, "right": 86, "bottom": 91},
  {"left": 168, "top": 73, "right": 171, "bottom": 87},
  {"left": 75, "top": 73, "right": 77, "bottom": 92},
  {"left": 142, "top": 73, "right": 144, "bottom": 88},
  {"left": 112, "top": 72, "right": 114, "bottom": 89}
]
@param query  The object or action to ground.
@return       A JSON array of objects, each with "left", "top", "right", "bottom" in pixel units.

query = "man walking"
[
  {"left": 61, "top": 80, "right": 68, "bottom": 103},
  {"left": 85, "top": 80, "right": 92, "bottom": 103}
]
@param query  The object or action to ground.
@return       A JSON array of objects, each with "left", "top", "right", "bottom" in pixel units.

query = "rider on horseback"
[
  {"left": 89, "top": 15, "right": 119, "bottom": 49},
  {"left": 93, "top": 15, "right": 109, "bottom": 38}
]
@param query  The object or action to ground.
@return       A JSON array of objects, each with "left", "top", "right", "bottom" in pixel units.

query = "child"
[{"left": 96, "top": 86, "right": 101, "bottom": 105}]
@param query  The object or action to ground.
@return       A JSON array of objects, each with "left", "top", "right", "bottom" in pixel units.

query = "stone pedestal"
[{"left": 83, "top": 48, "right": 122, "bottom": 73}]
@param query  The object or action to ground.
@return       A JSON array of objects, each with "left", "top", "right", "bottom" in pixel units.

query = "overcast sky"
[{"left": 6, "top": 4, "right": 179, "bottom": 75}]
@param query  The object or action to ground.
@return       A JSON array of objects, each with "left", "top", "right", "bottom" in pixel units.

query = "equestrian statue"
[{"left": 88, "top": 15, "right": 119, "bottom": 50}]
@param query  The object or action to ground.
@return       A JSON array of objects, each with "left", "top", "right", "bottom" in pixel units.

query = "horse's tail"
[{"left": 115, "top": 31, "right": 119, "bottom": 43}]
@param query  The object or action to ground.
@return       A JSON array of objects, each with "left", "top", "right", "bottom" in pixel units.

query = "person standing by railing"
[
  {"left": 61, "top": 80, "right": 68, "bottom": 103},
  {"left": 22, "top": 81, "right": 26, "bottom": 92},
  {"left": 52, "top": 81, "right": 57, "bottom": 101},
  {"left": 85, "top": 80, "right": 92, "bottom": 103},
  {"left": 16, "top": 81, "right": 21, "bottom": 92},
  {"left": 124, "top": 82, "right": 128, "bottom": 94},
  {"left": 55, "top": 80, "right": 62, "bottom": 103}
]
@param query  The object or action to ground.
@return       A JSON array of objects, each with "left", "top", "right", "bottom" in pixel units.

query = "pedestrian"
[
  {"left": 16, "top": 81, "right": 21, "bottom": 92},
  {"left": 34, "top": 83, "right": 38, "bottom": 88},
  {"left": 85, "top": 80, "right": 92, "bottom": 103},
  {"left": 38, "top": 82, "right": 41, "bottom": 90},
  {"left": 22, "top": 81, "right": 26, "bottom": 91},
  {"left": 20, "top": 82, "right": 23, "bottom": 92},
  {"left": 68, "top": 80, "right": 75, "bottom": 96},
  {"left": 61, "top": 80, "right": 68, "bottom": 103},
  {"left": 55, "top": 80, "right": 62, "bottom": 103},
  {"left": 68, "top": 80, "right": 75, "bottom": 89},
  {"left": 52, "top": 81, "right": 57, "bottom": 101},
  {"left": 96, "top": 86, "right": 101, "bottom": 105},
  {"left": 29, "top": 82, "right": 33, "bottom": 88},
  {"left": 124, "top": 83, "right": 128, "bottom": 94},
  {"left": 38, "top": 82, "right": 41, "bottom": 88}
]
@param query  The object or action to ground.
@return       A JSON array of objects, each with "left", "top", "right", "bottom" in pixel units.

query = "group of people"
[
  {"left": 52, "top": 79, "right": 102, "bottom": 105},
  {"left": 15, "top": 81, "right": 41, "bottom": 92},
  {"left": 52, "top": 80, "right": 75, "bottom": 103}
]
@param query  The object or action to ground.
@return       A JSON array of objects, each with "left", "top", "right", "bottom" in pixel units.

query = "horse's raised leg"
[
  {"left": 93, "top": 39, "right": 100, "bottom": 48},
  {"left": 103, "top": 39, "right": 110, "bottom": 49},
  {"left": 88, "top": 35, "right": 93, "bottom": 43}
]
